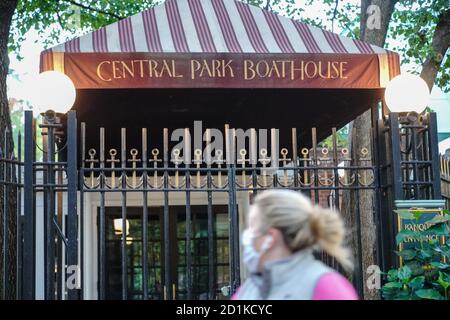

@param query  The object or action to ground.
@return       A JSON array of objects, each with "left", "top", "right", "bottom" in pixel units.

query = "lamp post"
[
  {"left": 30, "top": 70, "right": 77, "bottom": 300},
  {"left": 382, "top": 73, "right": 437, "bottom": 270},
  {"left": 31, "top": 71, "right": 76, "bottom": 115},
  {"left": 384, "top": 73, "right": 430, "bottom": 122}
]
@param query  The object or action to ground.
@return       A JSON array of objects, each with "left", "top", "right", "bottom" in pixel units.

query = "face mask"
[{"left": 242, "top": 229, "right": 273, "bottom": 274}]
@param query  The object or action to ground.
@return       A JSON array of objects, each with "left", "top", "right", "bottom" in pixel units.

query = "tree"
[
  {"left": 350, "top": 0, "right": 448, "bottom": 300},
  {"left": 350, "top": 0, "right": 399, "bottom": 301},
  {"left": 389, "top": 0, "right": 450, "bottom": 91},
  {"left": 0, "top": 0, "right": 19, "bottom": 300},
  {"left": 1, "top": 0, "right": 160, "bottom": 299},
  {"left": 245, "top": 0, "right": 449, "bottom": 300},
  {"left": 1, "top": 0, "right": 448, "bottom": 300}
]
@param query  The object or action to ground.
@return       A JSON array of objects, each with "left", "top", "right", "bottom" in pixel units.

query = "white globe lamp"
[
  {"left": 30, "top": 71, "right": 76, "bottom": 114},
  {"left": 384, "top": 74, "right": 430, "bottom": 113}
]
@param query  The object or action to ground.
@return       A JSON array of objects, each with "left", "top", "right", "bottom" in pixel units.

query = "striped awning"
[{"left": 40, "top": 0, "right": 400, "bottom": 89}]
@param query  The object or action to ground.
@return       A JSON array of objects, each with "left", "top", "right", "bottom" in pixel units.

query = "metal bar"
[
  {"left": 226, "top": 127, "right": 240, "bottom": 293},
  {"left": 312, "top": 128, "right": 319, "bottom": 204},
  {"left": 22, "top": 111, "right": 35, "bottom": 299},
  {"left": 56, "top": 151, "right": 63, "bottom": 300},
  {"left": 79, "top": 123, "right": 85, "bottom": 299},
  {"left": 67, "top": 111, "right": 78, "bottom": 299},
  {"left": 142, "top": 128, "right": 149, "bottom": 300},
  {"left": 2, "top": 129, "right": 10, "bottom": 299},
  {"left": 120, "top": 128, "right": 128, "bottom": 300},
  {"left": 163, "top": 128, "right": 171, "bottom": 300},
  {"left": 331, "top": 128, "right": 340, "bottom": 209},
  {"left": 410, "top": 126, "right": 419, "bottom": 197},
  {"left": 292, "top": 128, "right": 298, "bottom": 189},
  {"left": 354, "top": 173, "right": 364, "bottom": 299},
  {"left": 81, "top": 164, "right": 376, "bottom": 173},
  {"left": 205, "top": 129, "right": 215, "bottom": 299},
  {"left": 271, "top": 128, "right": 279, "bottom": 187},
  {"left": 231, "top": 127, "right": 240, "bottom": 291},
  {"left": 52, "top": 216, "right": 68, "bottom": 247},
  {"left": 225, "top": 125, "right": 234, "bottom": 293},
  {"left": 371, "top": 104, "right": 384, "bottom": 272},
  {"left": 78, "top": 185, "right": 377, "bottom": 193},
  {"left": 427, "top": 113, "right": 442, "bottom": 199},
  {"left": 388, "top": 113, "right": 403, "bottom": 200},
  {"left": 184, "top": 128, "right": 192, "bottom": 300},
  {"left": 99, "top": 127, "right": 106, "bottom": 300},
  {"left": 251, "top": 129, "right": 258, "bottom": 198},
  {"left": 45, "top": 116, "right": 56, "bottom": 300},
  {"left": 16, "top": 130, "right": 22, "bottom": 299}
]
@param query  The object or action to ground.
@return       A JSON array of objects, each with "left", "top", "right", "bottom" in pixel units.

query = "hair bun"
[{"left": 309, "top": 206, "right": 322, "bottom": 244}]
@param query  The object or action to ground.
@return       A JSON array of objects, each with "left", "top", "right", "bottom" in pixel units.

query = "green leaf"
[
  {"left": 437, "top": 272, "right": 450, "bottom": 290},
  {"left": 396, "top": 229, "right": 420, "bottom": 244},
  {"left": 398, "top": 266, "right": 412, "bottom": 282},
  {"left": 383, "top": 281, "right": 403, "bottom": 289},
  {"left": 427, "top": 214, "right": 450, "bottom": 225},
  {"left": 418, "top": 248, "right": 434, "bottom": 260},
  {"left": 394, "top": 291, "right": 412, "bottom": 300},
  {"left": 395, "top": 249, "right": 416, "bottom": 261},
  {"left": 412, "top": 211, "right": 424, "bottom": 221},
  {"left": 430, "top": 262, "right": 450, "bottom": 269},
  {"left": 424, "top": 223, "right": 450, "bottom": 236},
  {"left": 387, "top": 269, "right": 399, "bottom": 282},
  {"left": 415, "top": 289, "right": 444, "bottom": 300},
  {"left": 395, "top": 209, "right": 414, "bottom": 220},
  {"left": 408, "top": 276, "right": 425, "bottom": 290},
  {"left": 405, "top": 261, "right": 425, "bottom": 276}
]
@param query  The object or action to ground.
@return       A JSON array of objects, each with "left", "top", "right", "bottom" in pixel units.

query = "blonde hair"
[{"left": 251, "top": 189, "right": 353, "bottom": 271}]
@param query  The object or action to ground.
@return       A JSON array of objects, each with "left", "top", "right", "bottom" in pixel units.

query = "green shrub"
[{"left": 381, "top": 210, "right": 450, "bottom": 300}]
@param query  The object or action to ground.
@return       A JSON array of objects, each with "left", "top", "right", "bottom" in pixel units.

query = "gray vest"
[{"left": 237, "top": 249, "right": 334, "bottom": 300}]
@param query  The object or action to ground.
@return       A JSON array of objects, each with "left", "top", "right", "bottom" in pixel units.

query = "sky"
[{"left": 6, "top": 0, "right": 450, "bottom": 142}]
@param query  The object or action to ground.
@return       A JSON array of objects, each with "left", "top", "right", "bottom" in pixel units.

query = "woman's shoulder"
[{"left": 312, "top": 272, "right": 359, "bottom": 300}]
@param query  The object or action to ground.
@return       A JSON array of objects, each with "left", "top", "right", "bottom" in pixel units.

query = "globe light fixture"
[
  {"left": 384, "top": 74, "right": 430, "bottom": 114},
  {"left": 30, "top": 71, "right": 76, "bottom": 114}
]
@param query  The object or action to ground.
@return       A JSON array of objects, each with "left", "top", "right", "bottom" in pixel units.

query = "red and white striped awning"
[{"left": 40, "top": 0, "right": 400, "bottom": 89}]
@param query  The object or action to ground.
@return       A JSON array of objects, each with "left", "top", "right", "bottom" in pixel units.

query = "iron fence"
[
  {"left": 0, "top": 110, "right": 443, "bottom": 300},
  {"left": 441, "top": 154, "right": 450, "bottom": 210}
]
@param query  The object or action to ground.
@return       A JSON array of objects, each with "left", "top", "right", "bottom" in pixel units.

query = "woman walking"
[{"left": 234, "top": 189, "right": 358, "bottom": 300}]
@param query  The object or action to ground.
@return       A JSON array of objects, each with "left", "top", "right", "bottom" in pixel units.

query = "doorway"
[{"left": 102, "top": 205, "right": 231, "bottom": 300}]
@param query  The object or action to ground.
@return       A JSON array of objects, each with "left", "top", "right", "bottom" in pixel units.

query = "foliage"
[
  {"left": 9, "top": 0, "right": 162, "bottom": 58},
  {"left": 318, "top": 127, "right": 349, "bottom": 149},
  {"left": 246, "top": 0, "right": 449, "bottom": 92},
  {"left": 381, "top": 209, "right": 450, "bottom": 300},
  {"left": 6, "top": 0, "right": 450, "bottom": 91},
  {"left": 389, "top": 0, "right": 449, "bottom": 91}
]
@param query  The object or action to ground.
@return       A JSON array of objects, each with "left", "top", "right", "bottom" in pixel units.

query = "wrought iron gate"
[{"left": 0, "top": 109, "right": 442, "bottom": 300}]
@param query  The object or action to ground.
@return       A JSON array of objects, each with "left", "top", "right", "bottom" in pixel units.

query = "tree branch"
[
  {"left": 331, "top": 0, "right": 339, "bottom": 32},
  {"left": 420, "top": 7, "right": 450, "bottom": 90},
  {"left": 59, "top": 0, "right": 124, "bottom": 20},
  {"left": 56, "top": 8, "right": 66, "bottom": 30}
]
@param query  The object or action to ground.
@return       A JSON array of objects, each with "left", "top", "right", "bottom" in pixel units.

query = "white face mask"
[{"left": 242, "top": 229, "right": 273, "bottom": 274}]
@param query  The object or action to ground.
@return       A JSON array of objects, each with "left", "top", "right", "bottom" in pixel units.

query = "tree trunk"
[
  {"left": 342, "top": 0, "right": 397, "bottom": 300},
  {"left": 420, "top": 7, "right": 450, "bottom": 90},
  {"left": 0, "top": 0, "right": 18, "bottom": 300}
]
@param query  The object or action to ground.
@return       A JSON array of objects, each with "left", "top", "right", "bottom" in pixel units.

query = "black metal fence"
[
  {"left": 377, "top": 112, "right": 442, "bottom": 271},
  {"left": 0, "top": 109, "right": 443, "bottom": 300},
  {"left": 441, "top": 154, "right": 450, "bottom": 210}
]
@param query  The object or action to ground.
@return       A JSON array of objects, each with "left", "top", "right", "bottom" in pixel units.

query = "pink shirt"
[
  {"left": 312, "top": 273, "right": 358, "bottom": 300},
  {"left": 232, "top": 272, "right": 358, "bottom": 300}
]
